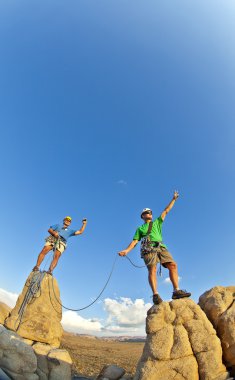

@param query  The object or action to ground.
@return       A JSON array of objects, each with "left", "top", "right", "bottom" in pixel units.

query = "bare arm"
[
  {"left": 161, "top": 190, "right": 179, "bottom": 221},
  {"left": 74, "top": 219, "right": 87, "bottom": 235},
  {"left": 118, "top": 240, "right": 139, "bottom": 256},
  {"left": 48, "top": 228, "right": 59, "bottom": 238}
]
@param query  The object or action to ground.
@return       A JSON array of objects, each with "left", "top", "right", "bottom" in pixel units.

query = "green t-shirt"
[{"left": 133, "top": 216, "right": 167, "bottom": 248}]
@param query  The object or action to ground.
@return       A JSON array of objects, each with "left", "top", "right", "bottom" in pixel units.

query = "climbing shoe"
[
  {"left": 32, "top": 266, "right": 39, "bottom": 272},
  {"left": 172, "top": 289, "right": 191, "bottom": 299},
  {"left": 152, "top": 294, "right": 163, "bottom": 305}
]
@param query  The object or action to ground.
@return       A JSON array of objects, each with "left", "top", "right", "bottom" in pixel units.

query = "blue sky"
[{"left": 0, "top": 0, "right": 235, "bottom": 335}]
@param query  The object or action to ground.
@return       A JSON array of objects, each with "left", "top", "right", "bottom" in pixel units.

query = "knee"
[{"left": 168, "top": 262, "right": 177, "bottom": 270}]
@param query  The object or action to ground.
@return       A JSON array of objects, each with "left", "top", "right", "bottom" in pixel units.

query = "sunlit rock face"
[
  {"left": 134, "top": 298, "right": 229, "bottom": 380},
  {"left": 0, "top": 302, "right": 11, "bottom": 324},
  {"left": 5, "top": 271, "right": 62, "bottom": 348},
  {"left": 199, "top": 286, "right": 235, "bottom": 376}
]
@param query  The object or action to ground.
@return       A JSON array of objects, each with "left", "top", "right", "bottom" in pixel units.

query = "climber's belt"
[
  {"left": 44, "top": 235, "right": 67, "bottom": 253},
  {"left": 59, "top": 236, "right": 66, "bottom": 244},
  {"left": 141, "top": 242, "right": 161, "bottom": 256}
]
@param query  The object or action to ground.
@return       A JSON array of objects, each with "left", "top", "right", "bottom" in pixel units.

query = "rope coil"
[{"left": 15, "top": 271, "right": 46, "bottom": 330}]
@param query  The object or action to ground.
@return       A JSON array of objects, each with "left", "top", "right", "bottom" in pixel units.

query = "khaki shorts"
[
  {"left": 44, "top": 236, "right": 67, "bottom": 254},
  {"left": 143, "top": 246, "right": 175, "bottom": 267}
]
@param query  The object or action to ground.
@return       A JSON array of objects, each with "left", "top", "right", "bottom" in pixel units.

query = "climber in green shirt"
[{"left": 118, "top": 191, "right": 191, "bottom": 305}]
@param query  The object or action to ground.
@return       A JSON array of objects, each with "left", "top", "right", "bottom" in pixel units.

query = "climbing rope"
[
  {"left": 15, "top": 271, "right": 46, "bottom": 330},
  {"left": 16, "top": 240, "right": 161, "bottom": 319},
  {"left": 41, "top": 250, "right": 53, "bottom": 271},
  {"left": 125, "top": 255, "right": 146, "bottom": 268},
  {"left": 49, "top": 254, "right": 119, "bottom": 312},
  {"left": 15, "top": 240, "right": 119, "bottom": 327},
  {"left": 49, "top": 251, "right": 164, "bottom": 312},
  {"left": 125, "top": 253, "right": 162, "bottom": 276}
]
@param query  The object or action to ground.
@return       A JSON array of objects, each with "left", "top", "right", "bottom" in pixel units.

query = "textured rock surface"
[
  {"left": 134, "top": 299, "right": 229, "bottom": 380},
  {"left": 33, "top": 342, "right": 72, "bottom": 380},
  {"left": 0, "top": 324, "right": 38, "bottom": 380},
  {"left": 199, "top": 286, "right": 235, "bottom": 374},
  {"left": 47, "top": 348, "right": 72, "bottom": 380},
  {"left": 97, "top": 364, "right": 126, "bottom": 379},
  {"left": 5, "top": 271, "right": 63, "bottom": 347},
  {"left": 0, "top": 325, "right": 72, "bottom": 380},
  {"left": 0, "top": 302, "right": 11, "bottom": 324}
]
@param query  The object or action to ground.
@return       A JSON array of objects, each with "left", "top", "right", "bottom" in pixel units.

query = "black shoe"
[
  {"left": 32, "top": 266, "right": 39, "bottom": 272},
  {"left": 152, "top": 294, "right": 163, "bottom": 305},
  {"left": 172, "top": 289, "right": 191, "bottom": 299},
  {"left": 46, "top": 270, "right": 52, "bottom": 276}
]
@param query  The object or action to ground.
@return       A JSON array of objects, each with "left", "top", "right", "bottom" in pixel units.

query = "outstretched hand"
[
  {"left": 118, "top": 250, "right": 128, "bottom": 257},
  {"left": 173, "top": 190, "right": 179, "bottom": 200}
]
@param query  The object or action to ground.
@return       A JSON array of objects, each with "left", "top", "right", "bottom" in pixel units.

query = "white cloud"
[
  {"left": 163, "top": 276, "right": 182, "bottom": 284},
  {"left": 102, "top": 325, "right": 140, "bottom": 334},
  {"left": 103, "top": 297, "right": 151, "bottom": 329},
  {"left": 117, "top": 179, "right": 127, "bottom": 185},
  {"left": 62, "top": 310, "right": 102, "bottom": 333},
  {"left": 0, "top": 288, "right": 18, "bottom": 308},
  {"left": 62, "top": 297, "right": 150, "bottom": 336}
]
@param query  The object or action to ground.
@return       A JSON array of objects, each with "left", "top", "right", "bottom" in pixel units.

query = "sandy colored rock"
[
  {"left": 134, "top": 299, "right": 229, "bottom": 380},
  {"left": 0, "top": 302, "right": 11, "bottom": 324},
  {"left": 48, "top": 348, "right": 72, "bottom": 380},
  {"left": 97, "top": 364, "right": 126, "bottom": 379},
  {"left": 33, "top": 342, "right": 51, "bottom": 376},
  {"left": 135, "top": 355, "right": 199, "bottom": 380},
  {"left": 0, "top": 324, "right": 38, "bottom": 379},
  {"left": 23, "top": 338, "right": 34, "bottom": 346},
  {"left": 199, "top": 286, "right": 235, "bottom": 373},
  {"left": 5, "top": 271, "right": 63, "bottom": 347},
  {"left": 32, "top": 342, "right": 72, "bottom": 380},
  {"left": 0, "top": 322, "right": 72, "bottom": 380}
]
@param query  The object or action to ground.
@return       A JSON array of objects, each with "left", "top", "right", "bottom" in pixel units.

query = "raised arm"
[
  {"left": 74, "top": 219, "right": 87, "bottom": 235},
  {"left": 118, "top": 240, "right": 139, "bottom": 256},
  {"left": 160, "top": 190, "right": 179, "bottom": 221}
]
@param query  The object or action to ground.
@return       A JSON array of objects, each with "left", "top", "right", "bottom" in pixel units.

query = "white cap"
[{"left": 141, "top": 208, "right": 152, "bottom": 217}]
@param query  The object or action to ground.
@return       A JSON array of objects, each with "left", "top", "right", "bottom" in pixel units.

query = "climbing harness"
[
  {"left": 124, "top": 221, "right": 162, "bottom": 275},
  {"left": 140, "top": 221, "right": 156, "bottom": 257},
  {"left": 45, "top": 235, "right": 66, "bottom": 252}
]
